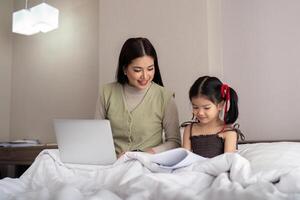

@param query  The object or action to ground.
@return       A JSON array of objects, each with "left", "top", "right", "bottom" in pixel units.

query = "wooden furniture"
[{"left": 0, "top": 144, "right": 57, "bottom": 178}]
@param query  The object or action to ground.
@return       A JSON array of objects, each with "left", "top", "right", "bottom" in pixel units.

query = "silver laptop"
[{"left": 54, "top": 119, "right": 117, "bottom": 165}]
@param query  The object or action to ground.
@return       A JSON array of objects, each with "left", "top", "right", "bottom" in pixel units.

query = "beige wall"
[
  {"left": 99, "top": 0, "right": 219, "bottom": 122},
  {"left": 207, "top": 0, "right": 223, "bottom": 79},
  {"left": 2, "top": 0, "right": 221, "bottom": 143},
  {"left": 0, "top": 0, "right": 13, "bottom": 141},
  {"left": 4, "top": 0, "right": 296, "bottom": 142},
  {"left": 222, "top": 0, "right": 300, "bottom": 140},
  {"left": 9, "top": 0, "right": 99, "bottom": 143}
]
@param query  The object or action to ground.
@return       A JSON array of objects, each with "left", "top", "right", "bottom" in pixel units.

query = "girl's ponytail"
[{"left": 224, "top": 87, "right": 239, "bottom": 124}]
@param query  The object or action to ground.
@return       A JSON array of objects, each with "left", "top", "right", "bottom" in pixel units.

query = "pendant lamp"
[{"left": 12, "top": 0, "right": 59, "bottom": 35}]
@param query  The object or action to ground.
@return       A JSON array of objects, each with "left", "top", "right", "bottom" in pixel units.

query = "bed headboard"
[{"left": 238, "top": 139, "right": 300, "bottom": 144}]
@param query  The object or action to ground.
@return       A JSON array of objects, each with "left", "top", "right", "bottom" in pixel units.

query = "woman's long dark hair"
[
  {"left": 116, "top": 37, "right": 163, "bottom": 86},
  {"left": 189, "top": 76, "right": 239, "bottom": 124}
]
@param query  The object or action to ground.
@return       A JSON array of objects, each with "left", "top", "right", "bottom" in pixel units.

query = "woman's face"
[{"left": 124, "top": 55, "right": 155, "bottom": 90}]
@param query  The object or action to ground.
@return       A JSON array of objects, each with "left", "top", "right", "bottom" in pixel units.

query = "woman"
[{"left": 95, "top": 37, "right": 181, "bottom": 157}]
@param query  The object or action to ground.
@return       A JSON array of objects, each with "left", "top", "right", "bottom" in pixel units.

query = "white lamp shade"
[
  {"left": 30, "top": 3, "right": 59, "bottom": 33},
  {"left": 12, "top": 9, "right": 39, "bottom": 35}
]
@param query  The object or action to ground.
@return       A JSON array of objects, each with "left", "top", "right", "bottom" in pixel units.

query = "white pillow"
[{"left": 238, "top": 142, "right": 300, "bottom": 173}]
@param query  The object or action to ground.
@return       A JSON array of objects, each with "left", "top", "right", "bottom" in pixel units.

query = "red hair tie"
[{"left": 221, "top": 84, "right": 230, "bottom": 124}]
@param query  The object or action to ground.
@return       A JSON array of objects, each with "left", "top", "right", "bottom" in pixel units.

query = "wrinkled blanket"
[{"left": 1, "top": 149, "right": 300, "bottom": 200}]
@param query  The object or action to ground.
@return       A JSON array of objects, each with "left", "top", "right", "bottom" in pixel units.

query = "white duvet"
[{"left": 1, "top": 143, "right": 300, "bottom": 200}]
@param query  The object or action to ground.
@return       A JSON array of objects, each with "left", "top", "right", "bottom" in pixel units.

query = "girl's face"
[
  {"left": 191, "top": 95, "right": 223, "bottom": 124},
  {"left": 124, "top": 55, "right": 155, "bottom": 90}
]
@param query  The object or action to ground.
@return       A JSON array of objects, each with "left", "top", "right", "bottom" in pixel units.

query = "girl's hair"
[
  {"left": 189, "top": 76, "right": 239, "bottom": 124},
  {"left": 116, "top": 37, "right": 163, "bottom": 86}
]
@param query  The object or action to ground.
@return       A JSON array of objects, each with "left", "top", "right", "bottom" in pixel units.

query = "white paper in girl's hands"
[
  {"left": 124, "top": 148, "right": 207, "bottom": 172},
  {"left": 150, "top": 148, "right": 207, "bottom": 168}
]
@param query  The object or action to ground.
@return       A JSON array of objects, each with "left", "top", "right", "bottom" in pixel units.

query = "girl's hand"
[
  {"left": 182, "top": 125, "right": 192, "bottom": 151},
  {"left": 224, "top": 131, "right": 238, "bottom": 153}
]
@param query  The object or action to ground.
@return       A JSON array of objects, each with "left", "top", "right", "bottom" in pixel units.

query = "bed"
[{"left": 1, "top": 141, "right": 300, "bottom": 200}]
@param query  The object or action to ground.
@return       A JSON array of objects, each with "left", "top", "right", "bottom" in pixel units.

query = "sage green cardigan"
[{"left": 101, "top": 82, "right": 172, "bottom": 154}]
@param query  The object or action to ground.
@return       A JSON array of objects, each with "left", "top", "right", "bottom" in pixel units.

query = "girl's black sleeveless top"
[{"left": 190, "top": 123, "right": 244, "bottom": 158}]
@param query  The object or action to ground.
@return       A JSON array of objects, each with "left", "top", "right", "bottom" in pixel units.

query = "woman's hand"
[
  {"left": 144, "top": 148, "right": 155, "bottom": 154},
  {"left": 117, "top": 151, "right": 126, "bottom": 158},
  {"left": 118, "top": 148, "right": 155, "bottom": 158}
]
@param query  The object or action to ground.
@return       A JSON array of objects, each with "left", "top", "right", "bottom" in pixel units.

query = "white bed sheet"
[
  {"left": 238, "top": 142, "right": 300, "bottom": 173},
  {"left": 0, "top": 143, "right": 300, "bottom": 200}
]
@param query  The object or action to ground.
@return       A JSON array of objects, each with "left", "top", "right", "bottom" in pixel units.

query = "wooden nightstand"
[{"left": 0, "top": 144, "right": 57, "bottom": 178}]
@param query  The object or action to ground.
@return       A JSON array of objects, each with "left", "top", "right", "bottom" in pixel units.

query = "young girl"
[{"left": 182, "top": 76, "right": 244, "bottom": 158}]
